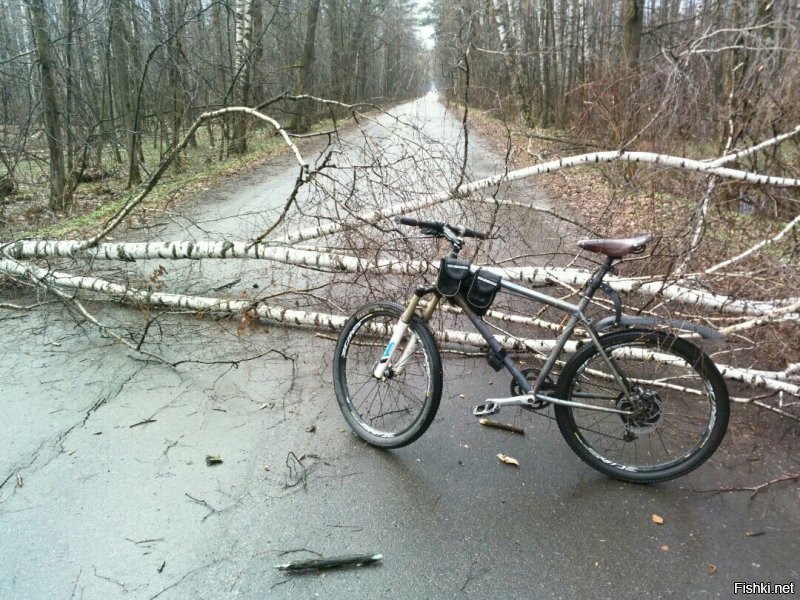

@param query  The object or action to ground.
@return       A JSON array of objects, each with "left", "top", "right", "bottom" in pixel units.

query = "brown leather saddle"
[{"left": 577, "top": 233, "right": 654, "bottom": 258}]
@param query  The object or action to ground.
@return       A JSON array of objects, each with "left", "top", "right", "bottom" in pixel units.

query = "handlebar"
[{"left": 396, "top": 217, "right": 489, "bottom": 240}]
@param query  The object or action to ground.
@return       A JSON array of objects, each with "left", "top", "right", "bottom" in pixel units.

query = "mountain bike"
[{"left": 332, "top": 217, "right": 730, "bottom": 483}]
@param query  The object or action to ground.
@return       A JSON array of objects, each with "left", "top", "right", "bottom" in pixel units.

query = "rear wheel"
[
  {"left": 333, "top": 301, "right": 443, "bottom": 448},
  {"left": 554, "top": 330, "right": 729, "bottom": 483}
]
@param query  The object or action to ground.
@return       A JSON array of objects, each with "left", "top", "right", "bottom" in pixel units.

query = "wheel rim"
[
  {"left": 567, "top": 340, "right": 717, "bottom": 473},
  {"left": 341, "top": 312, "right": 433, "bottom": 440}
]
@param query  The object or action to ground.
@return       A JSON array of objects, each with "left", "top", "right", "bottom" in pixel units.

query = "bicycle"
[{"left": 332, "top": 217, "right": 730, "bottom": 483}]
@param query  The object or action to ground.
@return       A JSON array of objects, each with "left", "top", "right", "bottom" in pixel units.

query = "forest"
[
  {"left": 0, "top": 0, "right": 429, "bottom": 212},
  {"left": 1, "top": 0, "right": 798, "bottom": 215}
]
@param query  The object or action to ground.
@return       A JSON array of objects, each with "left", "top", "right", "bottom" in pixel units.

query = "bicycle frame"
[{"left": 377, "top": 255, "right": 637, "bottom": 417}]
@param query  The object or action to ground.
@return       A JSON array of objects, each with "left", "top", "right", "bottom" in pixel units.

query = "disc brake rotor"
[{"left": 616, "top": 387, "right": 663, "bottom": 436}]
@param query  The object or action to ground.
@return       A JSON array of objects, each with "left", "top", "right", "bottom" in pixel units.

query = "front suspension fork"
[{"left": 372, "top": 292, "right": 439, "bottom": 379}]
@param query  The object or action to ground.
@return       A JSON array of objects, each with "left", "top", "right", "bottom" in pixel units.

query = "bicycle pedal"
[{"left": 473, "top": 402, "right": 499, "bottom": 417}]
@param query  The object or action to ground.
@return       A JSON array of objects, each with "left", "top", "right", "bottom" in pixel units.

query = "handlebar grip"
[
  {"left": 460, "top": 227, "right": 489, "bottom": 239},
  {"left": 395, "top": 216, "right": 489, "bottom": 239},
  {"left": 396, "top": 217, "right": 443, "bottom": 230}
]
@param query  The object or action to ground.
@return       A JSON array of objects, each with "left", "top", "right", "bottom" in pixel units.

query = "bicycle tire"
[
  {"left": 333, "top": 301, "right": 443, "bottom": 448},
  {"left": 554, "top": 329, "right": 729, "bottom": 483}
]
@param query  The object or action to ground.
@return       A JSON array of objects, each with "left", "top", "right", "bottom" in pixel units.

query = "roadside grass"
[
  {"left": 1, "top": 116, "right": 339, "bottom": 240},
  {"left": 457, "top": 104, "right": 797, "bottom": 260}
]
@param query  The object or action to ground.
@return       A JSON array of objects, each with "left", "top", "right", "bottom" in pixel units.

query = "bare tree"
[
  {"left": 292, "top": 0, "right": 322, "bottom": 132},
  {"left": 26, "top": 0, "right": 69, "bottom": 210}
]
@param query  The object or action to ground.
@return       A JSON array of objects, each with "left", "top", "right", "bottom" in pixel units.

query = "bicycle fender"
[{"left": 594, "top": 315, "right": 724, "bottom": 340}]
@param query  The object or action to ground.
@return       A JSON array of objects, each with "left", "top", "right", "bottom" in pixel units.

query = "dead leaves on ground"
[{"left": 497, "top": 453, "right": 520, "bottom": 467}]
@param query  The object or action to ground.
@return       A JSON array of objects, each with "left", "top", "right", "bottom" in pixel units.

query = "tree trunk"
[
  {"left": 63, "top": 0, "right": 78, "bottom": 182},
  {"left": 622, "top": 0, "right": 643, "bottom": 71},
  {"left": 292, "top": 0, "right": 322, "bottom": 132},
  {"left": 229, "top": 0, "right": 254, "bottom": 155},
  {"left": 540, "top": 0, "right": 555, "bottom": 127},
  {"left": 109, "top": 0, "right": 141, "bottom": 186},
  {"left": 491, "top": 0, "right": 532, "bottom": 125},
  {"left": 347, "top": 0, "right": 370, "bottom": 102},
  {"left": 26, "top": 0, "right": 69, "bottom": 210}
]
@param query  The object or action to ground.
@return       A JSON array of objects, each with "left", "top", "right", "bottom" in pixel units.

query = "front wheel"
[
  {"left": 554, "top": 330, "right": 729, "bottom": 483},
  {"left": 333, "top": 301, "right": 443, "bottom": 448}
]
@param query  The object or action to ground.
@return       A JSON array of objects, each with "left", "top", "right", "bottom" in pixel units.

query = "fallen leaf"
[
  {"left": 497, "top": 453, "right": 520, "bottom": 467},
  {"left": 660, "top": 545, "right": 669, "bottom": 552},
  {"left": 651, "top": 514, "right": 664, "bottom": 525},
  {"left": 707, "top": 564, "right": 717, "bottom": 575},
  {"left": 205, "top": 455, "right": 223, "bottom": 466}
]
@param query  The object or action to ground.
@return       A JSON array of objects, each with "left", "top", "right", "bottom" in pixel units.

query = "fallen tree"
[
  {"left": 2, "top": 254, "right": 798, "bottom": 401},
  {"left": 3, "top": 240, "right": 798, "bottom": 318}
]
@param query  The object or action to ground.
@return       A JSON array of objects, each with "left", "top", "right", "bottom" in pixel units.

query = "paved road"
[{"left": 1, "top": 97, "right": 798, "bottom": 599}]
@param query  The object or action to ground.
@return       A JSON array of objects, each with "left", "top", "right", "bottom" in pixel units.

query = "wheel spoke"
[
  {"left": 556, "top": 332, "right": 729, "bottom": 480},
  {"left": 333, "top": 304, "right": 442, "bottom": 448}
]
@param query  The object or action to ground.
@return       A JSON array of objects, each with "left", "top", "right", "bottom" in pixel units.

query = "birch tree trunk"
[
  {"left": 4, "top": 239, "right": 797, "bottom": 317},
  {"left": 491, "top": 0, "right": 531, "bottom": 125},
  {"left": 229, "top": 0, "right": 254, "bottom": 155},
  {"left": 2, "top": 255, "right": 797, "bottom": 397}
]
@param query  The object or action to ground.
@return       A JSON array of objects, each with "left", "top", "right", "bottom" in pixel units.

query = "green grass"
[{"left": 3, "top": 116, "right": 339, "bottom": 240}]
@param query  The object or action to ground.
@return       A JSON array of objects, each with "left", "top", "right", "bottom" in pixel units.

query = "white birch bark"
[
  {"left": 703, "top": 124, "right": 800, "bottom": 169},
  {"left": 1, "top": 240, "right": 432, "bottom": 274},
  {"left": 0, "top": 255, "right": 349, "bottom": 330},
  {"left": 279, "top": 148, "right": 800, "bottom": 245},
  {"left": 4, "top": 239, "right": 797, "bottom": 316},
  {"left": 1, "top": 256, "right": 797, "bottom": 396}
]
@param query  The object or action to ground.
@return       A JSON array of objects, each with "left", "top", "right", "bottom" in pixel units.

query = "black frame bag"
[
  {"left": 437, "top": 259, "right": 502, "bottom": 317},
  {"left": 436, "top": 257, "right": 472, "bottom": 297},
  {"left": 466, "top": 269, "right": 502, "bottom": 316}
]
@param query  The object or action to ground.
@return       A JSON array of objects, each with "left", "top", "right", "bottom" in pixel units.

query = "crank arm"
[{"left": 483, "top": 394, "right": 633, "bottom": 416}]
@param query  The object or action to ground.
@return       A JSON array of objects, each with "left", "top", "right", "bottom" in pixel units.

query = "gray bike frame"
[{"left": 415, "top": 260, "right": 637, "bottom": 417}]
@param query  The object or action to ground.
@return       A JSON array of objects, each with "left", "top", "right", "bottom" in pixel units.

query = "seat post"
[{"left": 584, "top": 255, "right": 616, "bottom": 301}]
